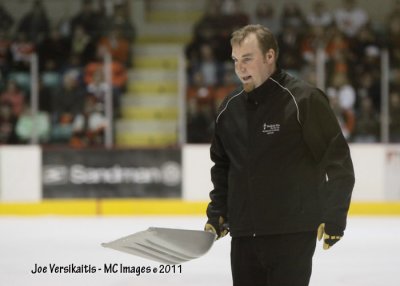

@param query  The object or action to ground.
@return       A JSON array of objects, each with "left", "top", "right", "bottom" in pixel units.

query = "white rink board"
[
  {"left": 0, "top": 146, "right": 41, "bottom": 202},
  {"left": 1, "top": 144, "right": 399, "bottom": 202}
]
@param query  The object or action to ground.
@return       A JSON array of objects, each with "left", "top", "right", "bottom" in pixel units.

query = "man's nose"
[{"left": 236, "top": 62, "right": 245, "bottom": 73}]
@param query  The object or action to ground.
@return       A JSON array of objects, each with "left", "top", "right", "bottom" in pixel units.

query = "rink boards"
[{"left": 1, "top": 144, "right": 400, "bottom": 216}]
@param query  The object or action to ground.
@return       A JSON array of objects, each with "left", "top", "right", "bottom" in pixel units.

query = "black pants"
[{"left": 231, "top": 231, "right": 317, "bottom": 286}]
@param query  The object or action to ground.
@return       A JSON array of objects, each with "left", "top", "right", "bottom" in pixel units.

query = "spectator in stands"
[
  {"left": 70, "top": 93, "right": 106, "bottom": 148},
  {"left": 52, "top": 71, "right": 85, "bottom": 118},
  {"left": 306, "top": 1, "right": 333, "bottom": 31},
  {"left": 189, "top": 43, "right": 224, "bottom": 87},
  {"left": 15, "top": 103, "right": 50, "bottom": 144},
  {"left": 351, "top": 96, "right": 380, "bottom": 142},
  {"left": 62, "top": 54, "right": 85, "bottom": 84},
  {"left": 326, "top": 51, "right": 352, "bottom": 85},
  {"left": 327, "top": 72, "right": 356, "bottom": 112},
  {"left": 0, "top": 101, "right": 18, "bottom": 144},
  {"left": 97, "top": 26, "right": 130, "bottom": 65},
  {"left": 220, "top": 0, "right": 249, "bottom": 30},
  {"left": 70, "top": 0, "right": 103, "bottom": 40},
  {"left": 96, "top": 0, "right": 110, "bottom": 36},
  {"left": 386, "top": 0, "right": 400, "bottom": 27},
  {"left": 301, "top": 25, "right": 326, "bottom": 66},
  {"left": 0, "top": 1, "right": 14, "bottom": 33},
  {"left": 302, "top": 3, "right": 332, "bottom": 72},
  {"left": 87, "top": 68, "right": 108, "bottom": 104},
  {"left": 8, "top": 31, "right": 34, "bottom": 93},
  {"left": 187, "top": 104, "right": 215, "bottom": 143},
  {"left": 38, "top": 26, "right": 69, "bottom": 72},
  {"left": 0, "top": 81, "right": 47, "bottom": 145},
  {"left": 198, "top": 0, "right": 224, "bottom": 33},
  {"left": 334, "top": 0, "right": 369, "bottom": 38},
  {"left": 84, "top": 46, "right": 127, "bottom": 116},
  {"left": 326, "top": 72, "right": 356, "bottom": 140},
  {"left": 186, "top": 56, "right": 240, "bottom": 144},
  {"left": 389, "top": 91, "right": 400, "bottom": 142},
  {"left": 17, "top": 0, "right": 49, "bottom": 44},
  {"left": 198, "top": 0, "right": 249, "bottom": 64},
  {"left": 186, "top": 7, "right": 219, "bottom": 67},
  {"left": 351, "top": 25, "right": 382, "bottom": 82},
  {"left": 386, "top": 9, "right": 400, "bottom": 67},
  {"left": 328, "top": 89, "right": 355, "bottom": 140},
  {"left": 355, "top": 70, "right": 381, "bottom": 113},
  {"left": 0, "top": 29, "right": 11, "bottom": 80},
  {"left": 40, "top": 59, "right": 61, "bottom": 94},
  {"left": 360, "top": 45, "right": 381, "bottom": 86},
  {"left": 277, "top": 25, "right": 304, "bottom": 76},
  {"left": 325, "top": 27, "right": 350, "bottom": 59},
  {"left": 38, "top": 79, "right": 55, "bottom": 113},
  {"left": 186, "top": 71, "right": 216, "bottom": 143},
  {"left": 107, "top": 2, "right": 136, "bottom": 44},
  {"left": 280, "top": 1, "right": 308, "bottom": 35},
  {"left": 220, "top": 0, "right": 235, "bottom": 15},
  {"left": 0, "top": 80, "right": 25, "bottom": 118},
  {"left": 325, "top": 28, "right": 353, "bottom": 80},
  {"left": 391, "top": 68, "right": 400, "bottom": 92},
  {"left": 251, "top": 1, "right": 280, "bottom": 35},
  {"left": 69, "top": 24, "right": 96, "bottom": 66},
  {"left": 9, "top": 31, "right": 35, "bottom": 72},
  {"left": 352, "top": 24, "right": 381, "bottom": 57},
  {"left": 50, "top": 71, "right": 85, "bottom": 143}
]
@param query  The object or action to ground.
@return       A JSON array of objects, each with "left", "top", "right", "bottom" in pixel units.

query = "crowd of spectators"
[
  {"left": 185, "top": 0, "right": 400, "bottom": 144},
  {"left": 0, "top": 0, "right": 135, "bottom": 147},
  {"left": 0, "top": 0, "right": 399, "bottom": 146}
]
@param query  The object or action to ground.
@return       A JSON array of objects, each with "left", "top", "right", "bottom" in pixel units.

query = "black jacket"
[{"left": 207, "top": 69, "right": 355, "bottom": 237}]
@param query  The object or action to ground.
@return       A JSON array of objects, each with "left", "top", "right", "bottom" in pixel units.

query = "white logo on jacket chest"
[{"left": 262, "top": 123, "right": 280, "bottom": 135}]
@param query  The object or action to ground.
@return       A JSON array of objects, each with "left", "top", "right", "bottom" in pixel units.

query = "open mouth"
[{"left": 242, "top": 76, "right": 252, "bottom": 82}]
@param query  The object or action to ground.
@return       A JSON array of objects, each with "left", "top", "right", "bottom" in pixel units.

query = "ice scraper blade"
[{"left": 102, "top": 227, "right": 216, "bottom": 264}]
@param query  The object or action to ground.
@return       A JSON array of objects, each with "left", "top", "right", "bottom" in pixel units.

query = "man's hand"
[
  {"left": 204, "top": 216, "right": 229, "bottom": 240},
  {"left": 317, "top": 223, "right": 344, "bottom": 250}
]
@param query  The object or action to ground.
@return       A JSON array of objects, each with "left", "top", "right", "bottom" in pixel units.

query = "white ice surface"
[{"left": 0, "top": 216, "right": 399, "bottom": 286}]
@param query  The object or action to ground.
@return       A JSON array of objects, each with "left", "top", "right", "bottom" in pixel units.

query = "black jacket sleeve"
[
  {"left": 302, "top": 89, "right": 355, "bottom": 230},
  {"left": 206, "top": 129, "right": 230, "bottom": 220}
]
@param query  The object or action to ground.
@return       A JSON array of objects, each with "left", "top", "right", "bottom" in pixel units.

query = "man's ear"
[{"left": 264, "top": 49, "right": 275, "bottom": 63}]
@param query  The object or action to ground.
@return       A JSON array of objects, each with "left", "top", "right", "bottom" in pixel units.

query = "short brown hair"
[{"left": 230, "top": 24, "right": 279, "bottom": 59}]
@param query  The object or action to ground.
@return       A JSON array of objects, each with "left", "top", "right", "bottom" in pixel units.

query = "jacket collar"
[{"left": 246, "top": 68, "right": 285, "bottom": 103}]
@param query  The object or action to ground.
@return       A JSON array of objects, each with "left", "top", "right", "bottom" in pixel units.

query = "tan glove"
[
  {"left": 317, "top": 223, "right": 343, "bottom": 250},
  {"left": 204, "top": 216, "right": 229, "bottom": 240}
]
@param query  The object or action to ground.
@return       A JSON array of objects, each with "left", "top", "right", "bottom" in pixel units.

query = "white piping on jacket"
[
  {"left": 269, "top": 77, "right": 301, "bottom": 125},
  {"left": 216, "top": 89, "right": 244, "bottom": 123}
]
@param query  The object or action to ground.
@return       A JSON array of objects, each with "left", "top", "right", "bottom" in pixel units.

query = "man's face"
[{"left": 231, "top": 33, "right": 276, "bottom": 92}]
